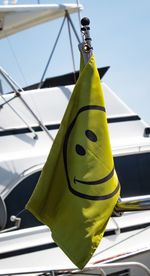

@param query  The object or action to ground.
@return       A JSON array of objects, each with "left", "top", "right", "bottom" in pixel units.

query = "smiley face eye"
[
  {"left": 85, "top": 130, "right": 97, "bottom": 142},
  {"left": 75, "top": 130, "right": 97, "bottom": 156},
  {"left": 75, "top": 144, "right": 86, "bottom": 156}
]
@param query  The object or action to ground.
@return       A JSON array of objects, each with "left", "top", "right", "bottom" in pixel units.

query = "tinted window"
[
  {"left": 114, "top": 152, "right": 150, "bottom": 197},
  {"left": 5, "top": 171, "right": 41, "bottom": 229}
]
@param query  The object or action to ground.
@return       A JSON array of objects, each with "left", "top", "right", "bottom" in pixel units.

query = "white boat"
[
  {"left": 0, "top": 209, "right": 150, "bottom": 275},
  {"left": 0, "top": 1, "right": 84, "bottom": 230},
  {"left": 0, "top": 1, "right": 150, "bottom": 275}
]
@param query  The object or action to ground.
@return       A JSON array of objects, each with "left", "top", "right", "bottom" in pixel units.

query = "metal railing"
[
  {"left": 115, "top": 195, "right": 150, "bottom": 213},
  {"left": 0, "top": 66, "right": 53, "bottom": 140},
  {"left": 0, "top": 261, "right": 150, "bottom": 275}
]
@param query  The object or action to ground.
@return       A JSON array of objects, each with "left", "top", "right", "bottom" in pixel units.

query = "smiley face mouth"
[
  {"left": 73, "top": 167, "right": 120, "bottom": 201},
  {"left": 74, "top": 168, "right": 114, "bottom": 185}
]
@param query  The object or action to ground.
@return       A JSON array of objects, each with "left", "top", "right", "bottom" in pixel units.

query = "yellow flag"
[{"left": 26, "top": 54, "right": 120, "bottom": 269}]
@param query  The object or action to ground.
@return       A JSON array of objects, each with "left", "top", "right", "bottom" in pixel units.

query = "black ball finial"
[{"left": 81, "top": 17, "right": 90, "bottom": 26}]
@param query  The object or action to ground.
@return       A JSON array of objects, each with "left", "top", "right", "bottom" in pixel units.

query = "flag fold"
[{"left": 26, "top": 53, "right": 120, "bottom": 269}]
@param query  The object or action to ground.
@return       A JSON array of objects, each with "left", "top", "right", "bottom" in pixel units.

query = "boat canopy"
[{"left": 0, "top": 3, "right": 83, "bottom": 39}]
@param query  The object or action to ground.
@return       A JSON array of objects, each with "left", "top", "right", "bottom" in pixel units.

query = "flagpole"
[{"left": 79, "top": 17, "right": 93, "bottom": 64}]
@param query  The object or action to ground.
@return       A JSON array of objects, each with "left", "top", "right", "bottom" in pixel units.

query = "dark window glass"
[
  {"left": 5, "top": 171, "right": 41, "bottom": 229},
  {"left": 114, "top": 152, "right": 150, "bottom": 197},
  {"left": 4, "top": 152, "right": 150, "bottom": 229}
]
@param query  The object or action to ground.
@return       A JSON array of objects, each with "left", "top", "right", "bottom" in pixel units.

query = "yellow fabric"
[{"left": 26, "top": 54, "right": 120, "bottom": 269}]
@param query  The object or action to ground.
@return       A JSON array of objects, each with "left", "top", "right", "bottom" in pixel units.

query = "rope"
[
  {"left": 14, "top": 208, "right": 26, "bottom": 218},
  {"left": 5, "top": 36, "right": 27, "bottom": 87},
  {"left": 93, "top": 222, "right": 150, "bottom": 257}
]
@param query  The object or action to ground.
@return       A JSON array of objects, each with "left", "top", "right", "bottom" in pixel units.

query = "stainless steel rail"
[
  {"left": 0, "top": 67, "right": 53, "bottom": 140},
  {"left": 0, "top": 261, "right": 150, "bottom": 275},
  {"left": 115, "top": 195, "right": 150, "bottom": 212}
]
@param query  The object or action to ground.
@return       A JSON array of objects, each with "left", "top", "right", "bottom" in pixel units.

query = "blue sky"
[{"left": 0, "top": 0, "right": 150, "bottom": 124}]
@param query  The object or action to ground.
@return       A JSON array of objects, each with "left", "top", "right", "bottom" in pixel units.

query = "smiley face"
[{"left": 63, "top": 105, "right": 119, "bottom": 200}]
